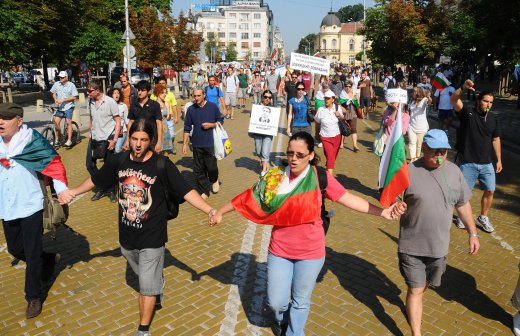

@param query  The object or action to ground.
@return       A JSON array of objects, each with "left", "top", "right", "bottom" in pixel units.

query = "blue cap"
[{"left": 423, "top": 129, "right": 451, "bottom": 149}]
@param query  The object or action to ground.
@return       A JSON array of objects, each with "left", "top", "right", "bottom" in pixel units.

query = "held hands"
[
  {"left": 208, "top": 209, "right": 223, "bottom": 227},
  {"left": 381, "top": 201, "right": 407, "bottom": 220},
  {"left": 58, "top": 189, "right": 76, "bottom": 205}
]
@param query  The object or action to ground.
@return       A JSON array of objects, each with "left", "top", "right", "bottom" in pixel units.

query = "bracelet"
[{"left": 469, "top": 233, "right": 480, "bottom": 238}]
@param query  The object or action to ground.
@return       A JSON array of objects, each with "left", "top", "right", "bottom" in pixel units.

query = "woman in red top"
[{"left": 210, "top": 132, "right": 405, "bottom": 336}]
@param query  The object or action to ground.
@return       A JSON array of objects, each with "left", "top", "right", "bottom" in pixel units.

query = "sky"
[{"left": 170, "top": 0, "right": 375, "bottom": 54}]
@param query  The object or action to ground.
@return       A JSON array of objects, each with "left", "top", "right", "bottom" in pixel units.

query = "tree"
[
  {"left": 0, "top": 1, "right": 35, "bottom": 67},
  {"left": 204, "top": 32, "right": 218, "bottom": 61},
  {"left": 336, "top": 4, "right": 365, "bottom": 23},
  {"left": 297, "top": 34, "right": 316, "bottom": 55},
  {"left": 441, "top": 11, "right": 482, "bottom": 67},
  {"left": 226, "top": 44, "right": 238, "bottom": 62},
  {"left": 70, "top": 24, "right": 123, "bottom": 67},
  {"left": 170, "top": 15, "right": 203, "bottom": 67}
]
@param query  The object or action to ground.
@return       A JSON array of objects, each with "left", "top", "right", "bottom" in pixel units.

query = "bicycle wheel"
[
  {"left": 41, "top": 127, "right": 56, "bottom": 147},
  {"left": 70, "top": 121, "right": 81, "bottom": 145}
]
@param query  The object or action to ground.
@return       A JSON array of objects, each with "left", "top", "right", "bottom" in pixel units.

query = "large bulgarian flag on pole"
[
  {"left": 378, "top": 89, "right": 410, "bottom": 207},
  {"left": 0, "top": 125, "right": 68, "bottom": 189},
  {"left": 431, "top": 72, "right": 451, "bottom": 92}
]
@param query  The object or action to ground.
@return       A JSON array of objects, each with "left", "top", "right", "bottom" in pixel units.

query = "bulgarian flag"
[
  {"left": 337, "top": 90, "right": 359, "bottom": 106},
  {"left": 231, "top": 166, "right": 320, "bottom": 226},
  {"left": 0, "top": 125, "right": 68, "bottom": 190},
  {"left": 313, "top": 51, "right": 321, "bottom": 58},
  {"left": 378, "top": 104, "right": 409, "bottom": 207},
  {"left": 431, "top": 72, "right": 451, "bottom": 92},
  {"left": 270, "top": 49, "right": 278, "bottom": 60}
]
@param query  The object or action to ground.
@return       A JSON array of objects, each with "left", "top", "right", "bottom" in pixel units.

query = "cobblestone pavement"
[{"left": 1, "top": 92, "right": 519, "bottom": 336}]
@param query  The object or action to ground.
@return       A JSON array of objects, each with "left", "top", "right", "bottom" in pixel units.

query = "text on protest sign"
[
  {"left": 248, "top": 104, "right": 281, "bottom": 137},
  {"left": 290, "top": 52, "right": 330, "bottom": 76},
  {"left": 386, "top": 89, "right": 408, "bottom": 104}
]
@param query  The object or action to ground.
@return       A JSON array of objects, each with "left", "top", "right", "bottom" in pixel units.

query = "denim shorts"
[
  {"left": 459, "top": 161, "right": 496, "bottom": 191},
  {"left": 438, "top": 109, "right": 453, "bottom": 120},
  {"left": 121, "top": 246, "right": 165, "bottom": 296},
  {"left": 398, "top": 253, "right": 446, "bottom": 288},
  {"left": 359, "top": 96, "right": 371, "bottom": 108},
  {"left": 55, "top": 107, "right": 73, "bottom": 119}
]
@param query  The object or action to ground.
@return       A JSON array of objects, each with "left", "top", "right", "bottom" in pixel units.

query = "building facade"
[
  {"left": 191, "top": 0, "right": 274, "bottom": 62},
  {"left": 315, "top": 12, "right": 367, "bottom": 66}
]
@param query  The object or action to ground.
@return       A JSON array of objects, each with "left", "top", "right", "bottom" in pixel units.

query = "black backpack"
[{"left": 386, "top": 77, "right": 397, "bottom": 89}]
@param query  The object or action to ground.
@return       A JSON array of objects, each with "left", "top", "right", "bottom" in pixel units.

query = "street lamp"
[{"left": 362, "top": 0, "right": 366, "bottom": 65}]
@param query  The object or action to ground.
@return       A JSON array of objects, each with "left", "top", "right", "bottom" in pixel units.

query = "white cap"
[
  {"left": 324, "top": 90, "right": 335, "bottom": 98},
  {"left": 58, "top": 71, "right": 68, "bottom": 78}
]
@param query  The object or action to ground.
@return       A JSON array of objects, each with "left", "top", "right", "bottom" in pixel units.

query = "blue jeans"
[
  {"left": 253, "top": 134, "right": 273, "bottom": 162},
  {"left": 459, "top": 161, "right": 496, "bottom": 191},
  {"left": 115, "top": 132, "right": 126, "bottom": 154},
  {"left": 166, "top": 119, "right": 175, "bottom": 151},
  {"left": 267, "top": 253, "right": 325, "bottom": 336}
]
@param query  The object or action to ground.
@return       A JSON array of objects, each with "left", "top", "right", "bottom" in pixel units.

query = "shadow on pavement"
[
  {"left": 235, "top": 156, "right": 261, "bottom": 174},
  {"left": 335, "top": 174, "right": 380, "bottom": 200},
  {"left": 378, "top": 229, "right": 512, "bottom": 329},
  {"left": 198, "top": 252, "right": 273, "bottom": 328},
  {"left": 318, "top": 247, "right": 405, "bottom": 336}
]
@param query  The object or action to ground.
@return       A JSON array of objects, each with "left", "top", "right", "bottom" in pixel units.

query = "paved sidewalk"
[{"left": 1, "top": 95, "right": 519, "bottom": 335}]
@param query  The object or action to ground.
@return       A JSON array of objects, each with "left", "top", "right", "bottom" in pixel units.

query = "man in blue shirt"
[
  {"left": 182, "top": 88, "right": 224, "bottom": 199},
  {"left": 0, "top": 103, "right": 72, "bottom": 319},
  {"left": 205, "top": 76, "right": 227, "bottom": 115}
]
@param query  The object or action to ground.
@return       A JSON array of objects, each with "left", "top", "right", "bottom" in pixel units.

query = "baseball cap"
[
  {"left": 0, "top": 103, "right": 24, "bottom": 118},
  {"left": 324, "top": 90, "right": 335, "bottom": 98},
  {"left": 423, "top": 129, "right": 451, "bottom": 149},
  {"left": 58, "top": 71, "right": 68, "bottom": 78}
]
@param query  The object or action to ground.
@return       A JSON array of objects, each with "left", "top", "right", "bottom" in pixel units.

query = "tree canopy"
[
  {"left": 297, "top": 34, "right": 316, "bottom": 55},
  {"left": 336, "top": 4, "right": 365, "bottom": 23}
]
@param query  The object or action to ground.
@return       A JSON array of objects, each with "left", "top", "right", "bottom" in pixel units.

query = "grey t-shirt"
[
  {"left": 265, "top": 73, "right": 278, "bottom": 93},
  {"left": 398, "top": 159, "right": 471, "bottom": 258},
  {"left": 89, "top": 95, "right": 119, "bottom": 141}
]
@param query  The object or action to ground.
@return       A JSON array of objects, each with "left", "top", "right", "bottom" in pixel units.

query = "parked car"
[
  {"left": 110, "top": 66, "right": 150, "bottom": 86},
  {"left": 12, "top": 72, "right": 25, "bottom": 85}
]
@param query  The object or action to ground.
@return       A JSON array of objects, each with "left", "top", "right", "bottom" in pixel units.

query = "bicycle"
[{"left": 40, "top": 104, "right": 81, "bottom": 148}]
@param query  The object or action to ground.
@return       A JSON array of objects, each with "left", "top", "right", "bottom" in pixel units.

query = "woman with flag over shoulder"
[{"left": 209, "top": 131, "right": 406, "bottom": 336}]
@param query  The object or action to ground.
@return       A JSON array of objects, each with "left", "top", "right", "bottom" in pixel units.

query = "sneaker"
[
  {"left": 201, "top": 193, "right": 209, "bottom": 200},
  {"left": 212, "top": 181, "right": 220, "bottom": 194},
  {"left": 271, "top": 322, "right": 289, "bottom": 336},
  {"left": 513, "top": 312, "right": 520, "bottom": 336},
  {"left": 91, "top": 190, "right": 105, "bottom": 201},
  {"left": 317, "top": 142, "right": 323, "bottom": 148},
  {"left": 26, "top": 298, "right": 42, "bottom": 319},
  {"left": 453, "top": 216, "right": 466, "bottom": 229},
  {"left": 64, "top": 140, "right": 72, "bottom": 147},
  {"left": 476, "top": 215, "right": 495, "bottom": 233},
  {"left": 135, "top": 331, "right": 150, "bottom": 336}
]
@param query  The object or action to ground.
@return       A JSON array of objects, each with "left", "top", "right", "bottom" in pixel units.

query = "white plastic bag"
[{"left": 213, "top": 122, "right": 232, "bottom": 160}]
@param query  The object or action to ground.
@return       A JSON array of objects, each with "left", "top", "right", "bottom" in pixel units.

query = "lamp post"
[{"left": 362, "top": 0, "right": 366, "bottom": 65}]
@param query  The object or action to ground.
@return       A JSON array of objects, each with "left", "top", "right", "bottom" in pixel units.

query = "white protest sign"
[
  {"left": 386, "top": 88, "right": 408, "bottom": 104},
  {"left": 248, "top": 104, "right": 281, "bottom": 136},
  {"left": 290, "top": 52, "right": 330, "bottom": 76}
]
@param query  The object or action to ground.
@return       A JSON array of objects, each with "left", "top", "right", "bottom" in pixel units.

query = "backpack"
[
  {"left": 316, "top": 166, "right": 330, "bottom": 234},
  {"left": 39, "top": 174, "right": 69, "bottom": 239},
  {"left": 386, "top": 77, "right": 397, "bottom": 89},
  {"left": 118, "top": 153, "right": 180, "bottom": 221}
]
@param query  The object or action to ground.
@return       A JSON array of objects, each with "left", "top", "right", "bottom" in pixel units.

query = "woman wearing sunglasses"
[
  {"left": 338, "top": 80, "right": 361, "bottom": 152},
  {"left": 209, "top": 131, "right": 406, "bottom": 336},
  {"left": 287, "top": 82, "right": 312, "bottom": 137}
]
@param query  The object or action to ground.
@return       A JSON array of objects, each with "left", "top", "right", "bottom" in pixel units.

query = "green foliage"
[
  {"left": 297, "top": 34, "right": 316, "bottom": 55},
  {"left": 0, "top": 1, "right": 35, "bottom": 67},
  {"left": 70, "top": 24, "right": 123, "bottom": 67},
  {"left": 170, "top": 15, "right": 203, "bottom": 67},
  {"left": 336, "top": 4, "right": 365, "bottom": 23},
  {"left": 226, "top": 44, "right": 238, "bottom": 62},
  {"left": 205, "top": 32, "right": 218, "bottom": 60},
  {"left": 441, "top": 12, "right": 482, "bottom": 66}
]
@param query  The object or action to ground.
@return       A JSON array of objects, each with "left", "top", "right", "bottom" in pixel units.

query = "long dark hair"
[
  {"left": 129, "top": 118, "right": 155, "bottom": 143},
  {"left": 289, "top": 131, "right": 320, "bottom": 166}
]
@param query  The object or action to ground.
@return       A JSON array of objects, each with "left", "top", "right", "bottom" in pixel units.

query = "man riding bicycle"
[{"left": 50, "top": 71, "right": 79, "bottom": 147}]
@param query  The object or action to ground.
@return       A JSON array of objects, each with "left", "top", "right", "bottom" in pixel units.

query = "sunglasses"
[
  {"left": 87, "top": 89, "right": 96, "bottom": 93},
  {"left": 286, "top": 151, "right": 310, "bottom": 159},
  {"left": 297, "top": 88, "right": 305, "bottom": 91},
  {"left": 324, "top": 97, "right": 334, "bottom": 100},
  {"left": 292, "top": 76, "right": 297, "bottom": 79},
  {"left": 346, "top": 85, "right": 352, "bottom": 88},
  {"left": 263, "top": 96, "right": 272, "bottom": 99}
]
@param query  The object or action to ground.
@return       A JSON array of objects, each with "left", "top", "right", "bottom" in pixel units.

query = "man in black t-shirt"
[
  {"left": 451, "top": 79, "right": 502, "bottom": 233},
  {"left": 62, "top": 119, "right": 216, "bottom": 336},
  {"left": 124, "top": 80, "right": 163, "bottom": 153}
]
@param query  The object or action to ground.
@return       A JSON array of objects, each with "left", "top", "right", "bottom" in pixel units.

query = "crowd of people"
[{"left": 0, "top": 57, "right": 512, "bottom": 336}]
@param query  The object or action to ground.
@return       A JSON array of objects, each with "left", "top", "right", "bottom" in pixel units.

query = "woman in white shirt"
[
  {"left": 313, "top": 90, "right": 345, "bottom": 175},
  {"left": 108, "top": 88, "right": 129, "bottom": 154},
  {"left": 407, "top": 87, "right": 431, "bottom": 161}
]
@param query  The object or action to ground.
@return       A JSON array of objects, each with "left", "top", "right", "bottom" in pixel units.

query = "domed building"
[{"left": 314, "top": 11, "right": 367, "bottom": 66}]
